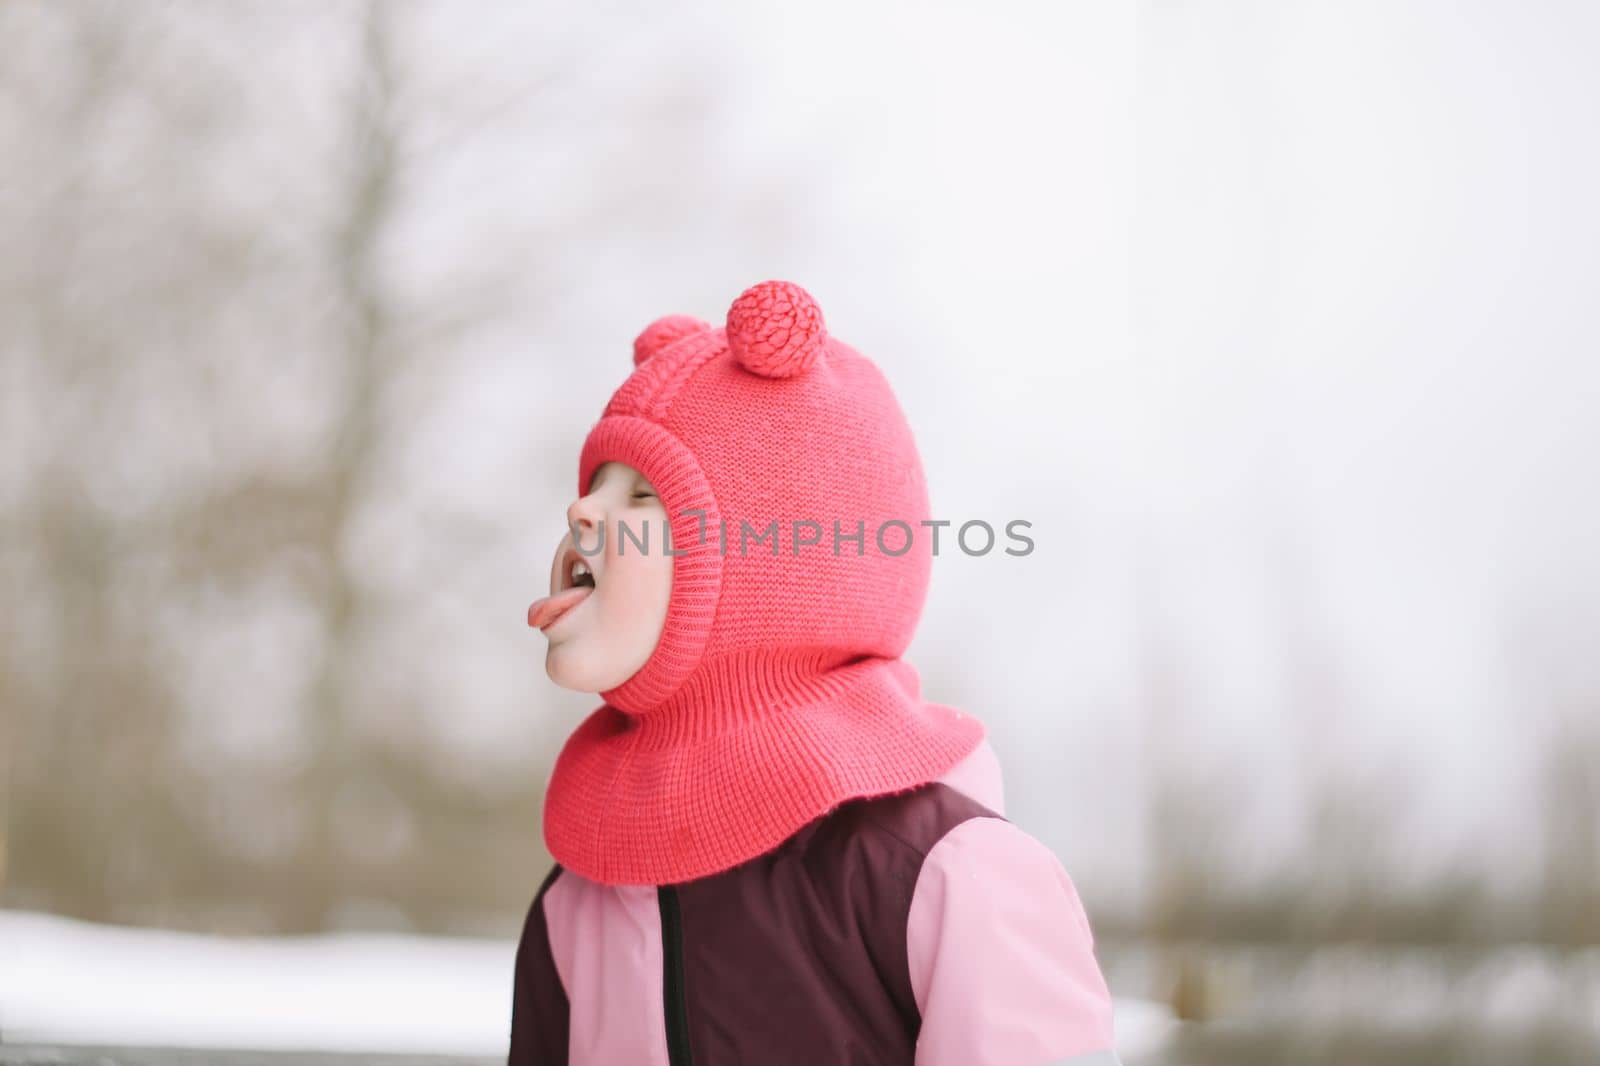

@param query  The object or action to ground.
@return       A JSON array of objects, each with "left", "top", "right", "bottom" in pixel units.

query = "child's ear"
[{"left": 633, "top": 314, "right": 710, "bottom": 366}]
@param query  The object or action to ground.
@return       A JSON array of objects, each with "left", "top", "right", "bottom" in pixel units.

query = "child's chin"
[{"left": 544, "top": 642, "right": 611, "bottom": 693}]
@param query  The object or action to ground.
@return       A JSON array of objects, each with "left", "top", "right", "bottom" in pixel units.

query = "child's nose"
[{"left": 566, "top": 493, "right": 603, "bottom": 534}]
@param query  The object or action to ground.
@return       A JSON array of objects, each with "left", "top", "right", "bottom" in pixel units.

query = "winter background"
[{"left": 2, "top": 1, "right": 1597, "bottom": 1063}]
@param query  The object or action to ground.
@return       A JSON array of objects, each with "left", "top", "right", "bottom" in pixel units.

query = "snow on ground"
[
  {"left": 0, "top": 910, "right": 513, "bottom": 1054},
  {"left": 0, "top": 909, "right": 1177, "bottom": 1057}
]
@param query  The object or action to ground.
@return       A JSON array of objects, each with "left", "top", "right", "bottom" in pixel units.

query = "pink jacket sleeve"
[{"left": 905, "top": 816, "right": 1122, "bottom": 1066}]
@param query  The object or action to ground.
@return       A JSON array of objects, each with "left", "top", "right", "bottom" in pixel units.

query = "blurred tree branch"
[{"left": 1, "top": 0, "right": 796, "bottom": 936}]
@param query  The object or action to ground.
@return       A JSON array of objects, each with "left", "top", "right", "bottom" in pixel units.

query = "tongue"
[{"left": 527, "top": 585, "right": 593, "bottom": 630}]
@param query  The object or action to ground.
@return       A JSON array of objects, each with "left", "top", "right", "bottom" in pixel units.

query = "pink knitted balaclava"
[{"left": 542, "top": 280, "right": 986, "bottom": 886}]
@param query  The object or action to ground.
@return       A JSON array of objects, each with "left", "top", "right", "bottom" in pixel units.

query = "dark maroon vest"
[{"left": 509, "top": 779, "right": 1002, "bottom": 1065}]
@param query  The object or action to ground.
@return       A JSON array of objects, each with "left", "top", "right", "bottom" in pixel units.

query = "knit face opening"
[{"left": 579, "top": 415, "right": 724, "bottom": 716}]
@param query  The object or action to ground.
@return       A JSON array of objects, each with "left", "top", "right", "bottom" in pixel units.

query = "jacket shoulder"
[
  {"left": 829, "top": 779, "right": 1005, "bottom": 862},
  {"left": 535, "top": 859, "right": 565, "bottom": 899},
  {"left": 905, "top": 817, "right": 1120, "bottom": 1063},
  {"left": 757, "top": 782, "right": 1004, "bottom": 1039},
  {"left": 783, "top": 781, "right": 1007, "bottom": 920}
]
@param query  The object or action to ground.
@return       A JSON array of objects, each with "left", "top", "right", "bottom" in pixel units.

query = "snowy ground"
[
  {"left": 0, "top": 1050, "right": 493, "bottom": 1065},
  {"left": 0, "top": 910, "right": 1177, "bottom": 1060},
  {"left": 0, "top": 911, "right": 515, "bottom": 1056}
]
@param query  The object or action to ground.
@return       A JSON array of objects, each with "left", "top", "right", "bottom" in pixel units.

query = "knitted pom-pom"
[
  {"left": 725, "top": 280, "right": 827, "bottom": 379},
  {"left": 634, "top": 314, "right": 709, "bottom": 367}
]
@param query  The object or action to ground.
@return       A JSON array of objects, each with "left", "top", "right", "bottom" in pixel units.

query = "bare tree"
[{"left": 2, "top": 0, "right": 799, "bottom": 935}]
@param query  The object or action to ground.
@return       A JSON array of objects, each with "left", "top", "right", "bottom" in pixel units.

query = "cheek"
[{"left": 601, "top": 548, "right": 673, "bottom": 624}]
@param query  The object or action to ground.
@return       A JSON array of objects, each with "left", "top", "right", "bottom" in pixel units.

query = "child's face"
[{"left": 530, "top": 461, "right": 674, "bottom": 693}]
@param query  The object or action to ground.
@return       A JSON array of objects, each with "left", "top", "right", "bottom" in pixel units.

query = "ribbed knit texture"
[{"left": 543, "top": 281, "right": 986, "bottom": 886}]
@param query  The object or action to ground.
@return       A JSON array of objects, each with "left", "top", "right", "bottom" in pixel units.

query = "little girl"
[{"left": 512, "top": 281, "right": 1122, "bottom": 1065}]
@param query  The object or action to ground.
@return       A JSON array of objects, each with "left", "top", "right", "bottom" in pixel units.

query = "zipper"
[{"left": 658, "top": 884, "right": 694, "bottom": 1065}]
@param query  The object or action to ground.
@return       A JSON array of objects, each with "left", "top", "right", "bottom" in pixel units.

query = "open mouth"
[
  {"left": 528, "top": 546, "right": 597, "bottom": 632},
  {"left": 562, "top": 546, "right": 597, "bottom": 591}
]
